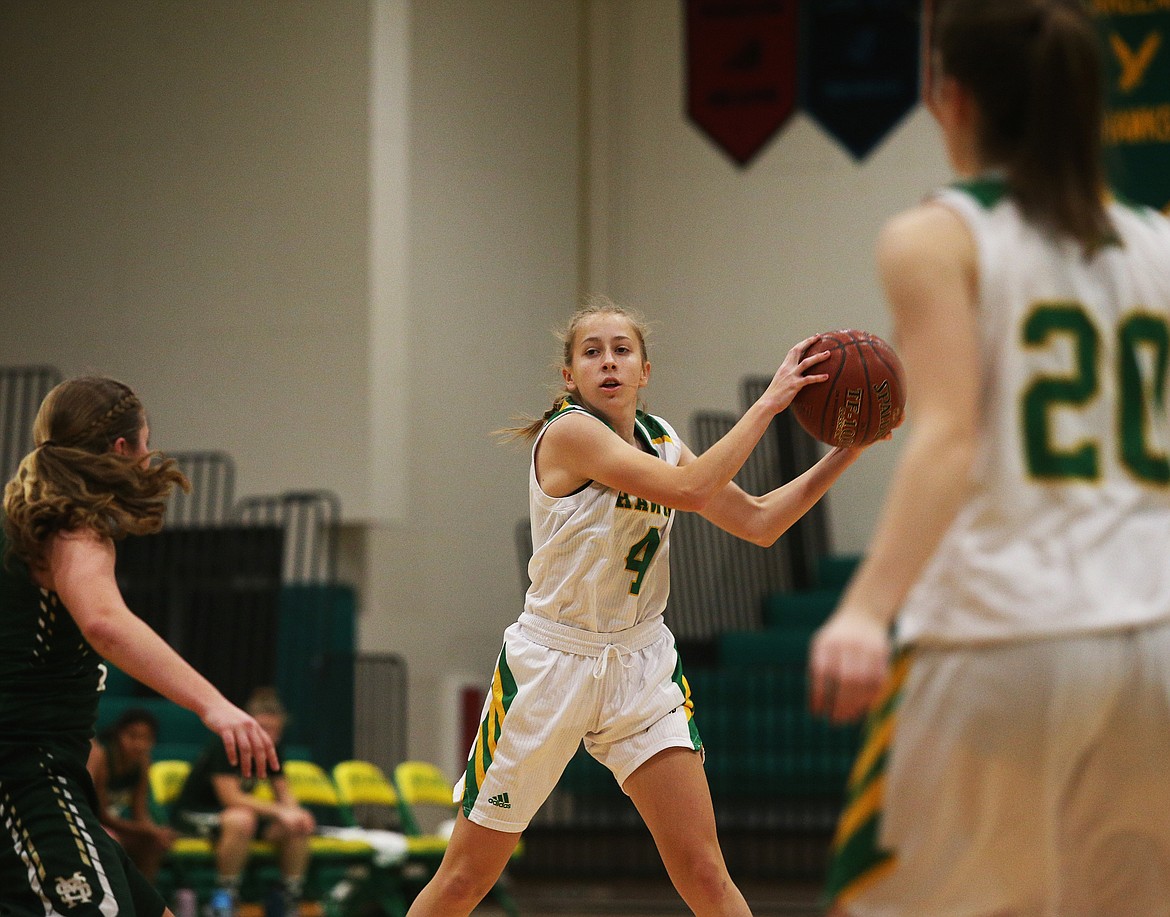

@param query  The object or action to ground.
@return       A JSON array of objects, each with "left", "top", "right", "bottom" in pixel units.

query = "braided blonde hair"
[{"left": 3, "top": 377, "right": 189, "bottom": 569}]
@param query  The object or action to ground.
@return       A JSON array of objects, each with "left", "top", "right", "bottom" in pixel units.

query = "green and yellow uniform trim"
[
  {"left": 461, "top": 648, "right": 519, "bottom": 816},
  {"left": 551, "top": 398, "right": 675, "bottom": 450},
  {"left": 824, "top": 650, "right": 913, "bottom": 908},
  {"left": 672, "top": 648, "right": 702, "bottom": 750}
]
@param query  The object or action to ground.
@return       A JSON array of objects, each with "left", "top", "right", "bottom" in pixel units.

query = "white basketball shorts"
[
  {"left": 456, "top": 612, "right": 702, "bottom": 833},
  {"left": 836, "top": 620, "right": 1170, "bottom": 917}
]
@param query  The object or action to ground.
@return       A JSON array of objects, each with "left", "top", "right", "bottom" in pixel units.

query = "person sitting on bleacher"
[
  {"left": 171, "top": 687, "right": 315, "bottom": 914},
  {"left": 87, "top": 707, "right": 177, "bottom": 882}
]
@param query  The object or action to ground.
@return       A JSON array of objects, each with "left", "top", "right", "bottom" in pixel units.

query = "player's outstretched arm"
[
  {"left": 548, "top": 336, "right": 831, "bottom": 512},
  {"left": 692, "top": 442, "right": 867, "bottom": 547},
  {"left": 809, "top": 203, "right": 981, "bottom": 723},
  {"left": 51, "top": 530, "right": 279, "bottom": 778}
]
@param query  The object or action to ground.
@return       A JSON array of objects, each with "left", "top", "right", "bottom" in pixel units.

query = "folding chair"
[
  {"left": 282, "top": 759, "right": 405, "bottom": 910},
  {"left": 331, "top": 760, "right": 405, "bottom": 834},
  {"left": 330, "top": 761, "right": 441, "bottom": 901},
  {"left": 288, "top": 760, "right": 412, "bottom": 917},
  {"left": 392, "top": 761, "right": 521, "bottom": 917}
]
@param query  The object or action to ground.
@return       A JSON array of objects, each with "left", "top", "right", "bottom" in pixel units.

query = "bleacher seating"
[
  {"left": 98, "top": 666, "right": 352, "bottom": 909},
  {"left": 147, "top": 757, "right": 278, "bottom": 906},
  {"left": 706, "top": 552, "right": 864, "bottom": 805}
]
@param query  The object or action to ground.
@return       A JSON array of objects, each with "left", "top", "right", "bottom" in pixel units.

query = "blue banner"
[{"left": 799, "top": 0, "right": 922, "bottom": 160}]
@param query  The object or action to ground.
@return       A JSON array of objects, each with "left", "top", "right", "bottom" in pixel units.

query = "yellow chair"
[
  {"left": 328, "top": 759, "right": 428, "bottom": 916},
  {"left": 330, "top": 759, "right": 400, "bottom": 823},
  {"left": 148, "top": 759, "right": 196, "bottom": 824},
  {"left": 392, "top": 761, "right": 521, "bottom": 917},
  {"left": 331, "top": 760, "right": 446, "bottom": 859},
  {"left": 283, "top": 759, "right": 361, "bottom": 827},
  {"left": 332, "top": 757, "right": 400, "bottom": 814},
  {"left": 388, "top": 761, "right": 456, "bottom": 847},
  {"left": 280, "top": 760, "right": 392, "bottom": 907}
]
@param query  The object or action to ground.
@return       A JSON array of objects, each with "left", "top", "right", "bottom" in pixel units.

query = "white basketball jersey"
[
  {"left": 524, "top": 402, "right": 683, "bottom": 633},
  {"left": 899, "top": 179, "right": 1170, "bottom": 645}
]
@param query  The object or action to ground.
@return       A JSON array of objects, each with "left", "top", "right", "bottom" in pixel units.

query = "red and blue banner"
[
  {"left": 685, "top": 0, "right": 921, "bottom": 165},
  {"left": 685, "top": 0, "right": 1168, "bottom": 187}
]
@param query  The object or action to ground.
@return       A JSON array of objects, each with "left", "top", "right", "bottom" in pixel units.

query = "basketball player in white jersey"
[
  {"left": 405, "top": 298, "right": 878, "bottom": 916},
  {"left": 810, "top": 1, "right": 1170, "bottom": 915}
]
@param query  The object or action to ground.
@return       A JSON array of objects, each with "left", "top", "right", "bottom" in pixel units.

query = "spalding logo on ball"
[{"left": 792, "top": 330, "right": 906, "bottom": 447}]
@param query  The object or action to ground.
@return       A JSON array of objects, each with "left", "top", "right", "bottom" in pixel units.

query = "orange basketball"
[{"left": 792, "top": 330, "right": 906, "bottom": 447}]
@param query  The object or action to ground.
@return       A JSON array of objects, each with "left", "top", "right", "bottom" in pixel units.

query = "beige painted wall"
[
  {"left": 362, "top": 0, "right": 582, "bottom": 771},
  {"left": 0, "top": 0, "right": 372, "bottom": 511}
]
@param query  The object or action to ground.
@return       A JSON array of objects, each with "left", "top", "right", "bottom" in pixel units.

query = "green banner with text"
[{"left": 1095, "top": 2, "right": 1170, "bottom": 212}]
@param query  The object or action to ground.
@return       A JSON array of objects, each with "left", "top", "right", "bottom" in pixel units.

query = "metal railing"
[
  {"left": 233, "top": 489, "right": 341, "bottom": 584},
  {"left": 165, "top": 451, "right": 237, "bottom": 528},
  {"left": 1, "top": 365, "right": 62, "bottom": 486}
]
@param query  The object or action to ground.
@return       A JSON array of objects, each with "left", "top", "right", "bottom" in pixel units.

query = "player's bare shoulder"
[
  {"left": 535, "top": 409, "right": 608, "bottom": 497},
  {"left": 877, "top": 201, "right": 978, "bottom": 314},
  {"left": 879, "top": 201, "right": 974, "bottom": 268},
  {"left": 538, "top": 406, "right": 611, "bottom": 457},
  {"left": 43, "top": 528, "right": 116, "bottom": 591}
]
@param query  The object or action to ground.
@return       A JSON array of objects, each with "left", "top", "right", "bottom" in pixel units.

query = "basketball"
[{"left": 792, "top": 330, "right": 906, "bottom": 447}]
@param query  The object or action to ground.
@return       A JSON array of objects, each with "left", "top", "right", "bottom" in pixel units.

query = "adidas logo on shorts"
[{"left": 487, "top": 792, "right": 511, "bottom": 809}]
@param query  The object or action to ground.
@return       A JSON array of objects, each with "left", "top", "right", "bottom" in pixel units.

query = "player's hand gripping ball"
[{"left": 793, "top": 330, "right": 906, "bottom": 447}]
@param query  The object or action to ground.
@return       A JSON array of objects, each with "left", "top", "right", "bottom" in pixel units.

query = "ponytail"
[
  {"left": 1014, "top": 2, "right": 1112, "bottom": 254},
  {"left": 497, "top": 395, "right": 573, "bottom": 444},
  {"left": 935, "top": 0, "right": 1114, "bottom": 255}
]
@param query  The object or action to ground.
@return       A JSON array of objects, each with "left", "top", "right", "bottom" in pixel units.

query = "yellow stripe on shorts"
[
  {"left": 824, "top": 648, "right": 913, "bottom": 908},
  {"left": 463, "top": 647, "right": 519, "bottom": 815}
]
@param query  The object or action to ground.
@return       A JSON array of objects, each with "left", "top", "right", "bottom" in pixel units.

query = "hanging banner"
[
  {"left": 685, "top": 0, "right": 800, "bottom": 167},
  {"left": 1095, "top": 4, "right": 1170, "bottom": 213},
  {"left": 800, "top": 0, "right": 921, "bottom": 160}
]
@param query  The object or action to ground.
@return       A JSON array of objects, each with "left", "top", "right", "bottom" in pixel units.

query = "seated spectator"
[
  {"left": 87, "top": 707, "right": 177, "bottom": 882},
  {"left": 171, "top": 687, "right": 315, "bottom": 912}
]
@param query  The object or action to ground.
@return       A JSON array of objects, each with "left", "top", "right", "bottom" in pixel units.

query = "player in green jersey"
[{"left": 2, "top": 376, "right": 278, "bottom": 917}]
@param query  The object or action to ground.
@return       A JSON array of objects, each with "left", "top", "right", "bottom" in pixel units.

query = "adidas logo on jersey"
[{"left": 487, "top": 792, "right": 511, "bottom": 809}]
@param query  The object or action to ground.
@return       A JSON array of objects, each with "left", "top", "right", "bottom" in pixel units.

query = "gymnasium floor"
[{"left": 474, "top": 878, "right": 824, "bottom": 916}]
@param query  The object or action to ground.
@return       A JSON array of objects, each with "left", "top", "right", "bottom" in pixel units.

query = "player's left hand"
[
  {"left": 761, "top": 335, "right": 831, "bottom": 415},
  {"left": 808, "top": 608, "right": 890, "bottom": 722},
  {"left": 202, "top": 700, "right": 280, "bottom": 779}
]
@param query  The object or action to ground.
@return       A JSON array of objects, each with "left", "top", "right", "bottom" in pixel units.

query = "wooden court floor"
[{"left": 472, "top": 877, "right": 825, "bottom": 916}]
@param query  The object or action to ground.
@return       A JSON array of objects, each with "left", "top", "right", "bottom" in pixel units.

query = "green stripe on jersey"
[
  {"left": 951, "top": 175, "right": 1007, "bottom": 209},
  {"left": 636, "top": 411, "right": 673, "bottom": 446}
]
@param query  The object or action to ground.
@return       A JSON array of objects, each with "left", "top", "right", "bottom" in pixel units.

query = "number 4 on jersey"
[{"left": 625, "top": 527, "right": 661, "bottom": 595}]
